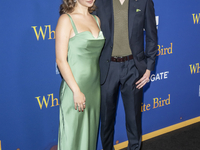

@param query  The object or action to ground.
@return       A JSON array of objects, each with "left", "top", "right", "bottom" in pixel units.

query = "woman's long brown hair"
[{"left": 59, "top": 0, "right": 96, "bottom": 15}]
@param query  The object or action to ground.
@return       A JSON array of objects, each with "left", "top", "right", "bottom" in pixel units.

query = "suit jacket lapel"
[
  {"left": 128, "top": 0, "right": 137, "bottom": 40},
  {"left": 102, "top": 0, "right": 114, "bottom": 41}
]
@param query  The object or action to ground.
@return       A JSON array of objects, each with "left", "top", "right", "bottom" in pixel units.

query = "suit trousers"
[{"left": 100, "top": 59, "right": 143, "bottom": 150}]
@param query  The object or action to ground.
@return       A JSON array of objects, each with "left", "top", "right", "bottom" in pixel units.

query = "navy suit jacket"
[{"left": 93, "top": 0, "right": 158, "bottom": 84}]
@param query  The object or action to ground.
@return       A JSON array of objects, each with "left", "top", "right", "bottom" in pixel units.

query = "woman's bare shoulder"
[
  {"left": 56, "top": 14, "right": 72, "bottom": 31},
  {"left": 57, "top": 14, "right": 71, "bottom": 24}
]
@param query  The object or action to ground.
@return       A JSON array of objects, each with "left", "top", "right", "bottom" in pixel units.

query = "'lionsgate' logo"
[{"left": 150, "top": 71, "right": 169, "bottom": 82}]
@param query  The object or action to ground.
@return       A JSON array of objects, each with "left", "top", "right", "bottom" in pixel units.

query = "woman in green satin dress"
[{"left": 55, "top": 0, "right": 105, "bottom": 149}]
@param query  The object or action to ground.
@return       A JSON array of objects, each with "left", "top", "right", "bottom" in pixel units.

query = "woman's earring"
[{"left": 74, "top": 0, "right": 76, "bottom": 2}]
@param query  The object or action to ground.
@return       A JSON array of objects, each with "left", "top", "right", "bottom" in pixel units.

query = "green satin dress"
[{"left": 57, "top": 14, "right": 105, "bottom": 150}]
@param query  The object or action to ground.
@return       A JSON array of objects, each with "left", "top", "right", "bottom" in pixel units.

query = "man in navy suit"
[{"left": 94, "top": 0, "right": 157, "bottom": 149}]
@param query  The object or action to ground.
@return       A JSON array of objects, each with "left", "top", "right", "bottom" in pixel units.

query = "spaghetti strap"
[
  {"left": 92, "top": 15, "right": 100, "bottom": 29},
  {"left": 67, "top": 14, "right": 78, "bottom": 35}
]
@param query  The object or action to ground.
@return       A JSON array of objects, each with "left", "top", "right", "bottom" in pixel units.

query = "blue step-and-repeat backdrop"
[{"left": 0, "top": 0, "right": 200, "bottom": 150}]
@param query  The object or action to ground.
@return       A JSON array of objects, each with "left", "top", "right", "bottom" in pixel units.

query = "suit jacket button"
[
  {"left": 107, "top": 59, "right": 109, "bottom": 62},
  {"left": 110, "top": 45, "right": 113, "bottom": 48}
]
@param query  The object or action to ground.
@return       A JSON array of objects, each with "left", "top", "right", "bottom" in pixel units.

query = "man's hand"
[{"left": 136, "top": 69, "right": 151, "bottom": 89}]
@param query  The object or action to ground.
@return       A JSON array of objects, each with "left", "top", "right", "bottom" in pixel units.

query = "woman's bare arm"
[{"left": 55, "top": 14, "right": 85, "bottom": 112}]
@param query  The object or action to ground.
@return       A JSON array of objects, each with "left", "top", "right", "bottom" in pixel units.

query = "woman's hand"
[
  {"left": 136, "top": 69, "right": 151, "bottom": 89},
  {"left": 73, "top": 90, "right": 86, "bottom": 112}
]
